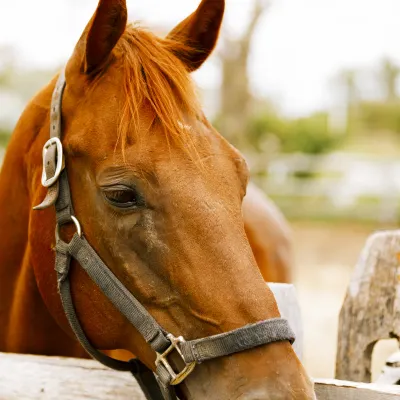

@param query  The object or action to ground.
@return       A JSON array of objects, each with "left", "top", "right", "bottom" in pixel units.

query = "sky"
[{"left": 1, "top": 0, "right": 400, "bottom": 117}]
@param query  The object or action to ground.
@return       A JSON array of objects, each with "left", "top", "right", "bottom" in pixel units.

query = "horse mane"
[{"left": 115, "top": 24, "right": 204, "bottom": 160}]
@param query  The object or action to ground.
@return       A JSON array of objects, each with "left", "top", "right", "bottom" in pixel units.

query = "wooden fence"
[
  {"left": 336, "top": 230, "right": 400, "bottom": 383},
  {"left": 1, "top": 352, "right": 399, "bottom": 400}
]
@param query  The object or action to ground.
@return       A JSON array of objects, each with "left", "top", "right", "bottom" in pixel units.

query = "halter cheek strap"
[{"left": 34, "top": 69, "right": 296, "bottom": 400}]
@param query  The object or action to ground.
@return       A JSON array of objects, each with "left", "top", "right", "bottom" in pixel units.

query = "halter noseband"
[{"left": 34, "top": 69, "right": 295, "bottom": 400}]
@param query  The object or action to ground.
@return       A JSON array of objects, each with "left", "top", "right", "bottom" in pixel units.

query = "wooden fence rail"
[{"left": 1, "top": 353, "right": 400, "bottom": 400}]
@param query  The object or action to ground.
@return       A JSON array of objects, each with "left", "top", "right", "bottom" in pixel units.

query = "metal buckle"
[
  {"left": 41, "top": 137, "right": 64, "bottom": 187},
  {"left": 155, "top": 334, "right": 196, "bottom": 385}
]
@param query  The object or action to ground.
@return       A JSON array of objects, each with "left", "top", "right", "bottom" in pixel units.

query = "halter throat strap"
[{"left": 34, "top": 69, "right": 296, "bottom": 400}]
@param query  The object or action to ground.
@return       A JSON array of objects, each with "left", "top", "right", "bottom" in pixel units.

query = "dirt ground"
[{"left": 291, "top": 220, "right": 399, "bottom": 381}]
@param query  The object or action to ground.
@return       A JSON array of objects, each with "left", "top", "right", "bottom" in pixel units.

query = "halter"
[{"left": 34, "top": 69, "right": 295, "bottom": 400}]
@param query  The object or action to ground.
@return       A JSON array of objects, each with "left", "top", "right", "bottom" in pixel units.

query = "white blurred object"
[
  {"left": 376, "top": 351, "right": 400, "bottom": 385},
  {"left": 268, "top": 283, "right": 304, "bottom": 360}
]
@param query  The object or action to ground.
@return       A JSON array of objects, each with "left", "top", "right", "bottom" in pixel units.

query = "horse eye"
[{"left": 103, "top": 187, "right": 142, "bottom": 209}]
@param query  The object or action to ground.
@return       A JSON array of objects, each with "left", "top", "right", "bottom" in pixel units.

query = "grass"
[
  {"left": 341, "top": 130, "right": 400, "bottom": 157},
  {"left": 0, "top": 133, "right": 10, "bottom": 148},
  {"left": 266, "top": 193, "right": 400, "bottom": 224}
]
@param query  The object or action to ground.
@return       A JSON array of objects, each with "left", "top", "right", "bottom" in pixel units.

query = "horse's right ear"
[{"left": 79, "top": 0, "right": 127, "bottom": 74}]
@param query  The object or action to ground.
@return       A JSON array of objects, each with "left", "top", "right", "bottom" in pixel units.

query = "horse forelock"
[{"left": 114, "top": 24, "right": 204, "bottom": 163}]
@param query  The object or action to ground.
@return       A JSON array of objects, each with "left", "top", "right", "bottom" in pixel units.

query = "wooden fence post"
[
  {"left": 336, "top": 230, "right": 400, "bottom": 382},
  {"left": 269, "top": 283, "right": 304, "bottom": 360}
]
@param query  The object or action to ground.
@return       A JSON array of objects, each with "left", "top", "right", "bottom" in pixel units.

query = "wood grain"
[
  {"left": 316, "top": 378, "right": 400, "bottom": 399},
  {"left": 0, "top": 352, "right": 142, "bottom": 400},
  {"left": 336, "top": 230, "right": 400, "bottom": 382},
  {"left": 1, "top": 353, "right": 400, "bottom": 399}
]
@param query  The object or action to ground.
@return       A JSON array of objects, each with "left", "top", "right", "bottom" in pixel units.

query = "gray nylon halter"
[{"left": 34, "top": 69, "right": 296, "bottom": 400}]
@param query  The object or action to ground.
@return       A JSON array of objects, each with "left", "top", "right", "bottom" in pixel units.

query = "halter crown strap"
[{"left": 34, "top": 69, "right": 296, "bottom": 400}]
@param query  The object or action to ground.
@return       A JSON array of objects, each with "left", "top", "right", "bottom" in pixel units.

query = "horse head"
[{"left": 28, "top": 1, "right": 315, "bottom": 398}]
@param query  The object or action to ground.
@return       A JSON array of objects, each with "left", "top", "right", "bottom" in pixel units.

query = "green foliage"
[
  {"left": 0, "top": 130, "right": 11, "bottom": 148},
  {"left": 284, "top": 113, "right": 341, "bottom": 154},
  {"left": 380, "top": 58, "right": 399, "bottom": 102},
  {"left": 359, "top": 101, "right": 400, "bottom": 133},
  {"left": 243, "top": 111, "right": 342, "bottom": 155},
  {"left": 246, "top": 111, "right": 286, "bottom": 151}
]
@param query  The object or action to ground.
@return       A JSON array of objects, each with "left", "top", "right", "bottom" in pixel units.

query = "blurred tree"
[
  {"left": 285, "top": 113, "right": 340, "bottom": 154},
  {"left": 0, "top": 45, "right": 56, "bottom": 147},
  {"left": 380, "top": 58, "right": 399, "bottom": 103},
  {"left": 216, "top": 1, "right": 342, "bottom": 158},
  {"left": 0, "top": 46, "right": 17, "bottom": 146},
  {"left": 334, "top": 60, "right": 400, "bottom": 136},
  {"left": 359, "top": 101, "right": 400, "bottom": 133},
  {"left": 246, "top": 108, "right": 286, "bottom": 153},
  {"left": 0, "top": 46, "right": 15, "bottom": 88},
  {"left": 339, "top": 69, "right": 359, "bottom": 107},
  {"left": 245, "top": 110, "right": 341, "bottom": 155},
  {"left": 335, "top": 69, "right": 360, "bottom": 134},
  {"left": 217, "top": 0, "right": 270, "bottom": 149}
]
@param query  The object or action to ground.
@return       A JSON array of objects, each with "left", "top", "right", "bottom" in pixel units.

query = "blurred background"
[{"left": 1, "top": 0, "right": 400, "bottom": 381}]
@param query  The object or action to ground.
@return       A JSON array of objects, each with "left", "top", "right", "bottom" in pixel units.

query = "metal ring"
[
  {"left": 55, "top": 216, "right": 82, "bottom": 241},
  {"left": 70, "top": 216, "right": 82, "bottom": 237}
]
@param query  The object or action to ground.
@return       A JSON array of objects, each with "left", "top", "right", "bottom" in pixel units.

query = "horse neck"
[
  {"left": 0, "top": 79, "right": 55, "bottom": 234},
  {"left": 0, "top": 79, "right": 55, "bottom": 335}
]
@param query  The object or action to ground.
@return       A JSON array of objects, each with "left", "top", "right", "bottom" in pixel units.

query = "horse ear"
[
  {"left": 84, "top": 0, "right": 127, "bottom": 74},
  {"left": 166, "top": 0, "right": 225, "bottom": 71}
]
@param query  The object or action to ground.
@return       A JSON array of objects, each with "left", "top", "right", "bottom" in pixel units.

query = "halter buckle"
[
  {"left": 155, "top": 334, "right": 196, "bottom": 385},
  {"left": 41, "top": 137, "right": 64, "bottom": 187}
]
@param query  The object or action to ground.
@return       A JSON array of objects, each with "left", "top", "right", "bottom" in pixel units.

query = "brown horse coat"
[{"left": 0, "top": 1, "right": 313, "bottom": 399}]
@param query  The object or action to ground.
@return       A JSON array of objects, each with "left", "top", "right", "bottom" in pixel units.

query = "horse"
[
  {"left": 0, "top": 0, "right": 314, "bottom": 399},
  {"left": 243, "top": 182, "right": 293, "bottom": 283}
]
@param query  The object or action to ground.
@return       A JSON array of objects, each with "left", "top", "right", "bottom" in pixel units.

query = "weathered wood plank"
[
  {"left": 336, "top": 230, "right": 400, "bottom": 382},
  {"left": 269, "top": 283, "right": 304, "bottom": 359},
  {"left": 1, "top": 353, "right": 400, "bottom": 399},
  {"left": 0, "top": 352, "right": 143, "bottom": 400},
  {"left": 315, "top": 378, "right": 400, "bottom": 399}
]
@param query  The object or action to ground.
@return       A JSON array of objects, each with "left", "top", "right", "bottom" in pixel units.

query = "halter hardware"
[
  {"left": 41, "top": 137, "right": 64, "bottom": 187},
  {"left": 155, "top": 334, "right": 196, "bottom": 385},
  {"left": 55, "top": 215, "right": 82, "bottom": 241}
]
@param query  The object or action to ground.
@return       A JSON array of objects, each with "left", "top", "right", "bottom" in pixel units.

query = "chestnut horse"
[
  {"left": 0, "top": 0, "right": 312, "bottom": 398},
  {"left": 243, "top": 182, "right": 293, "bottom": 283}
]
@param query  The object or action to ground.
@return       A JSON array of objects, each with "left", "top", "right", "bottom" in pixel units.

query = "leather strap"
[
  {"left": 33, "top": 70, "right": 66, "bottom": 210},
  {"left": 179, "top": 318, "right": 294, "bottom": 363},
  {"left": 129, "top": 359, "right": 166, "bottom": 400},
  {"left": 57, "top": 233, "right": 171, "bottom": 354}
]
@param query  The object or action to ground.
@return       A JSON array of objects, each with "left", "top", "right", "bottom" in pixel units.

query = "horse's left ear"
[
  {"left": 84, "top": 0, "right": 128, "bottom": 74},
  {"left": 167, "top": 0, "right": 225, "bottom": 71}
]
